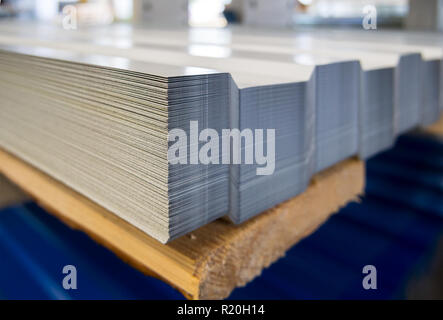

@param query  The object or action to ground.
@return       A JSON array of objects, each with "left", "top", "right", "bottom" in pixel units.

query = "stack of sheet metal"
[
  {"left": 0, "top": 22, "right": 441, "bottom": 243},
  {"left": 0, "top": 46, "right": 231, "bottom": 243},
  {"left": 228, "top": 80, "right": 315, "bottom": 224}
]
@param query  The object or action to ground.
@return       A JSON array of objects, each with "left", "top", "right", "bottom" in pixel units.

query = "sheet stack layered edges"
[{"left": 0, "top": 23, "right": 441, "bottom": 243}]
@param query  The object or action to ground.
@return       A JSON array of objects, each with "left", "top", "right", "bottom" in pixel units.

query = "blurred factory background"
[{"left": 0, "top": 0, "right": 441, "bottom": 31}]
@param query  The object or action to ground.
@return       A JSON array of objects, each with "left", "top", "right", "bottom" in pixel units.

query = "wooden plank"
[
  {"left": 425, "top": 115, "right": 443, "bottom": 137},
  {"left": 0, "top": 148, "right": 364, "bottom": 299}
]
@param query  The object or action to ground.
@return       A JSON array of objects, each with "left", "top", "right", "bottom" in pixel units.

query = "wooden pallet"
[
  {"left": 0, "top": 148, "right": 364, "bottom": 299},
  {"left": 425, "top": 115, "right": 443, "bottom": 137}
]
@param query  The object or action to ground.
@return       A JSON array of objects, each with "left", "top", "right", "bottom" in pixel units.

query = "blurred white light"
[
  {"left": 112, "top": 0, "right": 133, "bottom": 21},
  {"left": 189, "top": 0, "right": 231, "bottom": 28},
  {"left": 35, "top": 0, "right": 58, "bottom": 21},
  {"left": 293, "top": 54, "right": 316, "bottom": 65}
]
